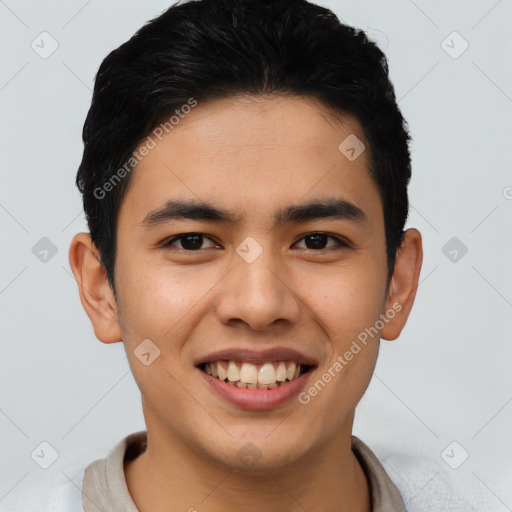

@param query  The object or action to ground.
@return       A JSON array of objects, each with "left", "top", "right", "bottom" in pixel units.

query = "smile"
[{"left": 201, "top": 360, "right": 312, "bottom": 389}]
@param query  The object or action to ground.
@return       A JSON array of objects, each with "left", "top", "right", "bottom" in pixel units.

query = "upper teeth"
[{"left": 204, "top": 360, "right": 303, "bottom": 388}]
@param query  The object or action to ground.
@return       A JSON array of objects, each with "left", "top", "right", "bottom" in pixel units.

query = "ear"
[
  {"left": 381, "top": 228, "right": 423, "bottom": 341},
  {"left": 68, "top": 232, "right": 123, "bottom": 344}
]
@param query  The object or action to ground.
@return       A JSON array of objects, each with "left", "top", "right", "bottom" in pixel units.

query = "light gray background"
[{"left": 1, "top": 0, "right": 511, "bottom": 509}]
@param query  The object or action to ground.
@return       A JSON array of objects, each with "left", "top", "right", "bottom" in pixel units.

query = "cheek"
[
  {"left": 116, "top": 253, "right": 195, "bottom": 328},
  {"left": 302, "top": 272, "right": 383, "bottom": 418},
  {"left": 115, "top": 259, "right": 222, "bottom": 370},
  {"left": 115, "top": 267, "right": 198, "bottom": 417},
  {"left": 304, "top": 259, "right": 387, "bottom": 342},
  {"left": 304, "top": 260, "right": 385, "bottom": 413}
]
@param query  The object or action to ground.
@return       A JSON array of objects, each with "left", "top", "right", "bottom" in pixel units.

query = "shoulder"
[
  {"left": 377, "top": 449, "right": 478, "bottom": 512},
  {"left": 4, "top": 465, "right": 86, "bottom": 512}
]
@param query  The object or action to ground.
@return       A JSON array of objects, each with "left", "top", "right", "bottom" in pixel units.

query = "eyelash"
[{"left": 162, "top": 232, "right": 349, "bottom": 252}]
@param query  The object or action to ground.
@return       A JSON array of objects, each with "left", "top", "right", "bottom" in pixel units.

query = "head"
[{"left": 70, "top": 0, "right": 422, "bottom": 471}]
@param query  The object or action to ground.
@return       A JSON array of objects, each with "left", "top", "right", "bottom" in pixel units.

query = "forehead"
[{"left": 119, "top": 95, "right": 382, "bottom": 226}]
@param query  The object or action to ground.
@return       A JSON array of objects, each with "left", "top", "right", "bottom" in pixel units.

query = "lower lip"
[{"left": 199, "top": 368, "right": 314, "bottom": 410}]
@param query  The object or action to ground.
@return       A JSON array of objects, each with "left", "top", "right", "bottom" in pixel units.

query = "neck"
[{"left": 125, "top": 426, "right": 371, "bottom": 512}]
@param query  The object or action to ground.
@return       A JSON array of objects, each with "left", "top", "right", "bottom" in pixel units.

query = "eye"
[
  {"left": 163, "top": 233, "right": 220, "bottom": 251},
  {"left": 294, "top": 233, "right": 347, "bottom": 250}
]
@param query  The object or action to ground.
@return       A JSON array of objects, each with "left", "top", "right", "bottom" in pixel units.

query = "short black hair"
[{"left": 76, "top": 0, "right": 411, "bottom": 295}]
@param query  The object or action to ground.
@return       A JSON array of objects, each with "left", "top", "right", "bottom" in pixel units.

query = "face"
[{"left": 72, "top": 95, "right": 421, "bottom": 472}]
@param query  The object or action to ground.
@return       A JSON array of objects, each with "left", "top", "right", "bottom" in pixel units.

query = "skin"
[{"left": 69, "top": 94, "right": 422, "bottom": 512}]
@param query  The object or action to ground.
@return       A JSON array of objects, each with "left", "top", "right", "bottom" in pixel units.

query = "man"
[{"left": 16, "top": 0, "right": 433, "bottom": 509}]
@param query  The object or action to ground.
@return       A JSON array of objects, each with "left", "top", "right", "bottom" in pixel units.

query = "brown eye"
[
  {"left": 164, "top": 233, "right": 219, "bottom": 251},
  {"left": 294, "top": 233, "right": 347, "bottom": 250}
]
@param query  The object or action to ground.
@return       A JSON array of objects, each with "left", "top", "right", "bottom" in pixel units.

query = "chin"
[{"left": 205, "top": 435, "right": 312, "bottom": 473}]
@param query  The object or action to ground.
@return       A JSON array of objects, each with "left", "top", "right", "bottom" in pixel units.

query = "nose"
[{"left": 214, "top": 247, "right": 301, "bottom": 332}]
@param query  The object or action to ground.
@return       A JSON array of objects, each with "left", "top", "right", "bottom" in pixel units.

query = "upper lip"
[{"left": 195, "top": 347, "right": 318, "bottom": 367}]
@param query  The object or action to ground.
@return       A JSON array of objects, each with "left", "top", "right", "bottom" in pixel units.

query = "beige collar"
[{"left": 82, "top": 431, "right": 406, "bottom": 512}]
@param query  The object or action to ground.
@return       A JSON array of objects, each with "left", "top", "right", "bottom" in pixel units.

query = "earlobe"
[
  {"left": 68, "top": 233, "right": 123, "bottom": 344},
  {"left": 381, "top": 228, "right": 423, "bottom": 341}
]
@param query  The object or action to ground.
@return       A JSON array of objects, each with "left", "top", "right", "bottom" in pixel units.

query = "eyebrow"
[{"left": 140, "top": 197, "right": 368, "bottom": 227}]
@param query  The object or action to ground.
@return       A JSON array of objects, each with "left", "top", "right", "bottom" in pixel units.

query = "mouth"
[
  {"left": 195, "top": 348, "right": 318, "bottom": 410},
  {"left": 198, "top": 360, "right": 314, "bottom": 389}
]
